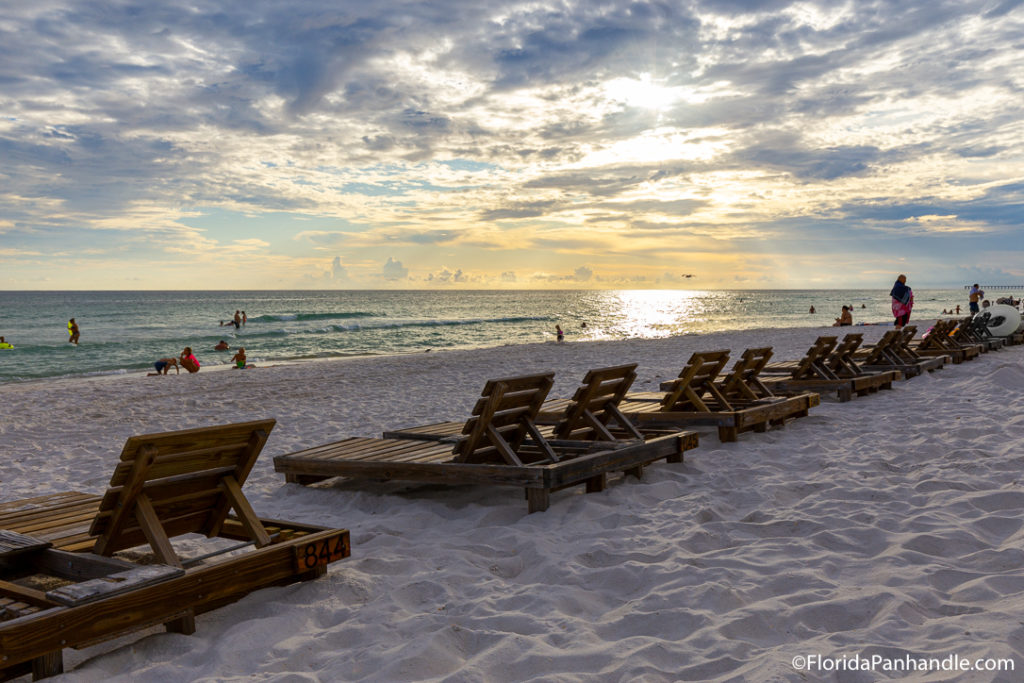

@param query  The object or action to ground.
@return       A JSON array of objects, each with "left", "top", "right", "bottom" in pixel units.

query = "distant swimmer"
[
  {"left": 148, "top": 357, "right": 180, "bottom": 375},
  {"left": 68, "top": 318, "right": 80, "bottom": 345},
  {"left": 809, "top": 306, "right": 816, "bottom": 314},
  {"left": 0, "top": 336, "right": 12, "bottom": 349},
  {"left": 215, "top": 340, "right": 230, "bottom": 351},
  {"left": 556, "top": 325, "right": 564, "bottom": 342},
  {"left": 233, "top": 310, "right": 241, "bottom": 330}
]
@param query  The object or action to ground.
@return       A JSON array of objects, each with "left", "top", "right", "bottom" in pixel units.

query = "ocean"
[{"left": 0, "top": 289, "right": 970, "bottom": 384}]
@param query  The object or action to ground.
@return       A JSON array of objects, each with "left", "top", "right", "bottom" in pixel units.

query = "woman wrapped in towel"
[{"left": 890, "top": 275, "right": 914, "bottom": 330}]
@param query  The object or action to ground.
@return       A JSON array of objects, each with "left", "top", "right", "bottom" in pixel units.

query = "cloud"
[
  {"left": 380, "top": 256, "right": 408, "bottom": 280},
  {"left": 1, "top": 0, "right": 1022, "bottom": 288},
  {"left": 330, "top": 256, "right": 350, "bottom": 281},
  {"left": 427, "top": 266, "right": 466, "bottom": 283}
]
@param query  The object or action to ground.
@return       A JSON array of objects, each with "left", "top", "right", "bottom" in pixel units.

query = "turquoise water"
[{"left": 0, "top": 289, "right": 971, "bottom": 384}]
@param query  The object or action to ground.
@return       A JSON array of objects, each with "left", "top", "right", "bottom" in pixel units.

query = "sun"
[{"left": 603, "top": 75, "right": 679, "bottom": 111}]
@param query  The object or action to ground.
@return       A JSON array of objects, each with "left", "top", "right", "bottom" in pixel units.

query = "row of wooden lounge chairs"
[
  {"left": 3, "top": 320, "right": 1016, "bottom": 679},
  {"left": 274, "top": 349, "right": 820, "bottom": 514}
]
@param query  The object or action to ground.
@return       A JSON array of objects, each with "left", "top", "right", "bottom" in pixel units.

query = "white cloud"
[{"left": 380, "top": 256, "right": 409, "bottom": 280}]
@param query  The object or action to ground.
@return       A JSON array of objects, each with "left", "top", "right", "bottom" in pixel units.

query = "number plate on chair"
[{"left": 293, "top": 532, "right": 350, "bottom": 572}]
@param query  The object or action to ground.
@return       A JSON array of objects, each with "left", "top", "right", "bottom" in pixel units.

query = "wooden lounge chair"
[
  {"left": 960, "top": 313, "right": 1004, "bottom": 351},
  {"left": 914, "top": 319, "right": 978, "bottom": 363},
  {"left": 384, "top": 364, "right": 649, "bottom": 443},
  {"left": 879, "top": 326, "right": 947, "bottom": 373},
  {"left": 0, "top": 420, "right": 349, "bottom": 681},
  {"left": 762, "top": 335, "right": 900, "bottom": 401},
  {"left": 274, "top": 372, "right": 697, "bottom": 514},
  {"left": 617, "top": 349, "right": 819, "bottom": 442}
]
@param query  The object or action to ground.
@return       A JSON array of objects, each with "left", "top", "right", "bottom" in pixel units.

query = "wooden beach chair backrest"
[
  {"left": 790, "top": 336, "right": 838, "bottom": 380},
  {"left": 860, "top": 330, "right": 900, "bottom": 365},
  {"left": 453, "top": 372, "right": 556, "bottom": 466},
  {"left": 916, "top": 321, "right": 952, "bottom": 351},
  {"left": 552, "top": 364, "right": 643, "bottom": 441},
  {"left": 89, "top": 419, "right": 276, "bottom": 568},
  {"left": 825, "top": 333, "right": 864, "bottom": 376},
  {"left": 893, "top": 326, "right": 921, "bottom": 361},
  {"left": 718, "top": 347, "right": 776, "bottom": 401},
  {"left": 973, "top": 312, "right": 993, "bottom": 339},
  {"left": 659, "top": 350, "right": 732, "bottom": 412},
  {"left": 951, "top": 317, "right": 975, "bottom": 345}
]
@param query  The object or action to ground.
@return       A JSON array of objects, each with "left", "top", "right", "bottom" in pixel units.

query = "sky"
[{"left": 2, "top": 0, "right": 1023, "bottom": 290}]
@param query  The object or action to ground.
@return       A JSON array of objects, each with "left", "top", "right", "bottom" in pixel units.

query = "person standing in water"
[
  {"left": 556, "top": 325, "right": 564, "bottom": 342},
  {"left": 68, "top": 318, "right": 80, "bottom": 345}
]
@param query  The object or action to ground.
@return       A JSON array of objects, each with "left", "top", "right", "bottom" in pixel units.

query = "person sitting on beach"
[
  {"left": 231, "top": 347, "right": 247, "bottom": 369},
  {"left": 833, "top": 306, "right": 853, "bottom": 327},
  {"left": 215, "top": 340, "right": 230, "bottom": 351},
  {"left": 148, "top": 357, "right": 180, "bottom": 376},
  {"left": 179, "top": 347, "right": 201, "bottom": 373}
]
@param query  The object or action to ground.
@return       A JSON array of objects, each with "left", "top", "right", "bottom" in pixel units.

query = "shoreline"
[
  {"left": 0, "top": 320, "right": 901, "bottom": 390},
  {"left": 4, "top": 320, "right": 1023, "bottom": 680}
]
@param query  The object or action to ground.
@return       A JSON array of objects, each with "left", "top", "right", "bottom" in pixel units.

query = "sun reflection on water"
[{"left": 588, "top": 290, "right": 704, "bottom": 339}]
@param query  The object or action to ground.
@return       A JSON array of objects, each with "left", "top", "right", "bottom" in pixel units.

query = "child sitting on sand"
[
  {"left": 179, "top": 347, "right": 201, "bottom": 373},
  {"left": 231, "top": 347, "right": 247, "bottom": 369},
  {"left": 833, "top": 306, "right": 853, "bottom": 327}
]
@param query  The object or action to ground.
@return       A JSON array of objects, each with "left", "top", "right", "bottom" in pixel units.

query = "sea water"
[{"left": 0, "top": 289, "right": 972, "bottom": 384}]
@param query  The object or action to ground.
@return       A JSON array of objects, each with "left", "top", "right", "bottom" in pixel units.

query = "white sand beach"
[{"left": 2, "top": 323, "right": 1023, "bottom": 681}]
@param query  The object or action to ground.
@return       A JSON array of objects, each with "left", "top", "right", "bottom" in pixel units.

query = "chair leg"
[
  {"left": 717, "top": 426, "right": 738, "bottom": 442},
  {"left": 526, "top": 488, "right": 550, "bottom": 513},
  {"left": 31, "top": 651, "right": 63, "bottom": 680},
  {"left": 585, "top": 474, "right": 607, "bottom": 493},
  {"left": 165, "top": 610, "right": 196, "bottom": 635},
  {"left": 624, "top": 465, "right": 643, "bottom": 479}
]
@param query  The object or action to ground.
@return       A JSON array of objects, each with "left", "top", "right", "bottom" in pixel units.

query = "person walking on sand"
[
  {"left": 890, "top": 274, "right": 914, "bottom": 330},
  {"left": 68, "top": 318, "right": 80, "bottom": 345}
]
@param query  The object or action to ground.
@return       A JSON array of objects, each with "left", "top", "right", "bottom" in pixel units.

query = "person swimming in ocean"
[{"left": 215, "top": 340, "right": 230, "bottom": 351}]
